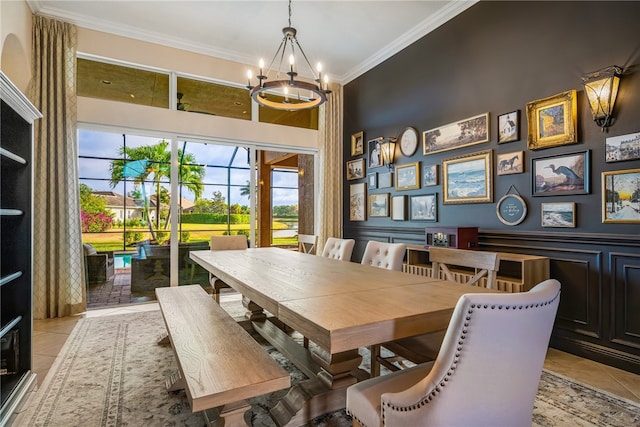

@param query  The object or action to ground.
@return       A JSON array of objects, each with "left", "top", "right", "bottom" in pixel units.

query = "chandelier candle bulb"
[{"left": 246, "top": 70, "right": 252, "bottom": 88}]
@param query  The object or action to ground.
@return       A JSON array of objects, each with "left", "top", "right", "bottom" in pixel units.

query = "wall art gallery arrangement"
[{"left": 346, "top": 91, "right": 640, "bottom": 227}]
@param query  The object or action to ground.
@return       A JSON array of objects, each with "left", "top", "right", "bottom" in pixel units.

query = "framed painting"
[
  {"left": 602, "top": 168, "right": 640, "bottom": 223},
  {"left": 391, "top": 195, "right": 407, "bottom": 221},
  {"left": 423, "top": 164, "right": 438, "bottom": 186},
  {"left": 368, "top": 137, "right": 384, "bottom": 169},
  {"left": 497, "top": 151, "right": 524, "bottom": 175},
  {"left": 442, "top": 149, "right": 493, "bottom": 204},
  {"left": 351, "top": 131, "right": 364, "bottom": 156},
  {"left": 378, "top": 171, "right": 393, "bottom": 188},
  {"left": 410, "top": 194, "right": 437, "bottom": 221},
  {"left": 423, "top": 112, "right": 489, "bottom": 155},
  {"left": 346, "top": 158, "right": 365, "bottom": 180},
  {"left": 605, "top": 131, "right": 640, "bottom": 163},
  {"left": 367, "top": 172, "right": 377, "bottom": 189},
  {"left": 532, "top": 150, "right": 589, "bottom": 196},
  {"left": 395, "top": 162, "right": 420, "bottom": 191},
  {"left": 526, "top": 90, "right": 577, "bottom": 150},
  {"left": 349, "top": 182, "right": 366, "bottom": 221},
  {"left": 542, "top": 202, "right": 576, "bottom": 228},
  {"left": 368, "top": 193, "right": 390, "bottom": 217},
  {"left": 498, "top": 110, "right": 520, "bottom": 143}
]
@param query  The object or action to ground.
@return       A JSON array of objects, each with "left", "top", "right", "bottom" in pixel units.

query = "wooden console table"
[{"left": 403, "top": 245, "right": 549, "bottom": 292}]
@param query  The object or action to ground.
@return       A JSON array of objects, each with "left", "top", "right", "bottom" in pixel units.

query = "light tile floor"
[{"left": 31, "top": 298, "right": 640, "bottom": 407}]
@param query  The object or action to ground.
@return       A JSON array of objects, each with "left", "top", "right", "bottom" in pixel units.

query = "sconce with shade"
[
  {"left": 581, "top": 65, "right": 622, "bottom": 131},
  {"left": 380, "top": 138, "right": 397, "bottom": 169}
]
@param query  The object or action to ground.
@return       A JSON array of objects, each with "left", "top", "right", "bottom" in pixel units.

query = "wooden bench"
[{"left": 155, "top": 285, "right": 290, "bottom": 426}]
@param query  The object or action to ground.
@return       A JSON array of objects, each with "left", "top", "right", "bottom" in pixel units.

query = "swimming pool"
[{"left": 114, "top": 253, "right": 132, "bottom": 269}]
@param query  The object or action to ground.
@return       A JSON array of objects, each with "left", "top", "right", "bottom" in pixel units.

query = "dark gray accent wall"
[{"left": 343, "top": 1, "right": 640, "bottom": 373}]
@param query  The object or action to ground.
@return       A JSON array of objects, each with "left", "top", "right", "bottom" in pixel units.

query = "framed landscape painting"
[
  {"left": 369, "top": 193, "right": 390, "bottom": 217},
  {"left": 605, "top": 131, "right": 640, "bottom": 163},
  {"left": 542, "top": 202, "right": 576, "bottom": 228},
  {"left": 602, "top": 168, "right": 640, "bottom": 223},
  {"left": 423, "top": 113, "right": 489, "bottom": 155},
  {"left": 443, "top": 150, "right": 493, "bottom": 204},
  {"left": 410, "top": 194, "right": 437, "bottom": 221},
  {"left": 395, "top": 162, "right": 420, "bottom": 191}
]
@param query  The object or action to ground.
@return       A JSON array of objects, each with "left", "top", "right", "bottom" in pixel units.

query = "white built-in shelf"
[
  {"left": 0, "top": 316, "right": 23, "bottom": 339},
  {"left": 0, "top": 271, "right": 23, "bottom": 287},
  {"left": 0, "top": 147, "right": 27, "bottom": 164},
  {"left": 0, "top": 209, "right": 24, "bottom": 216}
]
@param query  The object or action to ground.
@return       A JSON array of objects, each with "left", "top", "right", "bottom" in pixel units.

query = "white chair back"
[
  {"left": 210, "top": 235, "right": 248, "bottom": 251},
  {"left": 361, "top": 241, "right": 406, "bottom": 271},
  {"left": 346, "top": 279, "right": 561, "bottom": 427},
  {"left": 320, "top": 237, "right": 355, "bottom": 261}
]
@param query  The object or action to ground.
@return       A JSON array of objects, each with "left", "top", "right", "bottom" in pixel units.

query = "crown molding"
[{"left": 28, "top": 1, "right": 478, "bottom": 86}]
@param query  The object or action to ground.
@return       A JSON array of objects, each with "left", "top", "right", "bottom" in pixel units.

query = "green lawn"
[{"left": 84, "top": 221, "right": 297, "bottom": 251}]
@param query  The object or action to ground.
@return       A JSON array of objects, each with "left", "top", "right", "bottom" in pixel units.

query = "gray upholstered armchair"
[
  {"left": 346, "top": 279, "right": 561, "bottom": 427},
  {"left": 83, "top": 243, "right": 115, "bottom": 285}
]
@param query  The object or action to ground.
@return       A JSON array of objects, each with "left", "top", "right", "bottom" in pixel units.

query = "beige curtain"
[
  {"left": 317, "top": 83, "right": 343, "bottom": 251},
  {"left": 28, "top": 16, "right": 86, "bottom": 318}
]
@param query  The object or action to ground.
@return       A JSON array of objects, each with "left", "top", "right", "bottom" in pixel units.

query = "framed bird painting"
[{"left": 532, "top": 150, "right": 590, "bottom": 196}]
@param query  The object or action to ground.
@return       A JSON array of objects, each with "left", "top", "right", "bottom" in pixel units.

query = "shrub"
[
  {"left": 81, "top": 210, "right": 114, "bottom": 232},
  {"left": 124, "top": 231, "right": 144, "bottom": 246},
  {"left": 155, "top": 231, "right": 169, "bottom": 244},
  {"left": 180, "top": 232, "right": 191, "bottom": 242}
]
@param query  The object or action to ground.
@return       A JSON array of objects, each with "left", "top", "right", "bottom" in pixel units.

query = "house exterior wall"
[{"left": 343, "top": 1, "right": 640, "bottom": 373}]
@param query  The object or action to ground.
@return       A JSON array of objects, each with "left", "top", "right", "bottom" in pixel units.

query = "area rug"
[{"left": 17, "top": 301, "right": 640, "bottom": 427}]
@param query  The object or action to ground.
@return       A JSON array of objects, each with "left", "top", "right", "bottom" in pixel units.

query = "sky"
[{"left": 78, "top": 129, "right": 299, "bottom": 206}]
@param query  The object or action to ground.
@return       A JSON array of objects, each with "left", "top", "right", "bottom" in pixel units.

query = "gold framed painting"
[
  {"left": 442, "top": 149, "right": 493, "bottom": 204},
  {"left": 395, "top": 162, "right": 420, "bottom": 191},
  {"left": 602, "top": 168, "right": 640, "bottom": 223},
  {"left": 423, "top": 113, "right": 489, "bottom": 155},
  {"left": 351, "top": 131, "right": 364, "bottom": 156},
  {"left": 368, "top": 193, "right": 390, "bottom": 217},
  {"left": 526, "top": 90, "right": 577, "bottom": 150}
]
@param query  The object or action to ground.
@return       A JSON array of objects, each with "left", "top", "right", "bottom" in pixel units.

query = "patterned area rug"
[{"left": 17, "top": 299, "right": 640, "bottom": 427}]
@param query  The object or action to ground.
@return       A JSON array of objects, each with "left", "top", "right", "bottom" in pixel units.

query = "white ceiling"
[{"left": 28, "top": 1, "right": 477, "bottom": 84}]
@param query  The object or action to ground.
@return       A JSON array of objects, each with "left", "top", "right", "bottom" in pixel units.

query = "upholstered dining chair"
[
  {"left": 320, "top": 237, "right": 355, "bottom": 261},
  {"left": 298, "top": 234, "right": 318, "bottom": 254},
  {"left": 347, "top": 279, "right": 561, "bottom": 427},
  {"left": 373, "top": 247, "right": 501, "bottom": 376},
  {"left": 360, "top": 241, "right": 406, "bottom": 271},
  {"left": 209, "top": 235, "right": 248, "bottom": 301}
]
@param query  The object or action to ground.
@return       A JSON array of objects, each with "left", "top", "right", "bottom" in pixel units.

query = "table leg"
[
  {"left": 242, "top": 296, "right": 267, "bottom": 321},
  {"left": 252, "top": 318, "right": 364, "bottom": 426}
]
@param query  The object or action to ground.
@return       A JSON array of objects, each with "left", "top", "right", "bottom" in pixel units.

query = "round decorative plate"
[
  {"left": 496, "top": 194, "right": 527, "bottom": 226},
  {"left": 398, "top": 127, "right": 419, "bottom": 157}
]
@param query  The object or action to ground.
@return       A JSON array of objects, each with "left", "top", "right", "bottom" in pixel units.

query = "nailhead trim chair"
[
  {"left": 361, "top": 241, "right": 406, "bottom": 271},
  {"left": 346, "top": 279, "right": 561, "bottom": 427},
  {"left": 320, "top": 237, "right": 355, "bottom": 261}
]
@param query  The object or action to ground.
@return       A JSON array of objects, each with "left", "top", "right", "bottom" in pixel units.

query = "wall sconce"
[
  {"left": 380, "top": 138, "right": 396, "bottom": 169},
  {"left": 581, "top": 65, "right": 622, "bottom": 131}
]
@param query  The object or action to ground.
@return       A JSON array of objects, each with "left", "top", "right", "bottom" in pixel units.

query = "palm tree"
[
  {"left": 240, "top": 180, "right": 251, "bottom": 199},
  {"left": 109, "top": 140, "right": 205, "bottom": 239}
]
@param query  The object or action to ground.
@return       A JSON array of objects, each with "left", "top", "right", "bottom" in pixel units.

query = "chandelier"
[{"left": 246, "top": 0, "right": 331, "bottom": 111}]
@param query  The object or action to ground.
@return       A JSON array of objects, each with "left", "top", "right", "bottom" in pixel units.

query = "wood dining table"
[{"left": 190, "top": 247, "right": 497, "bottom": 425}]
